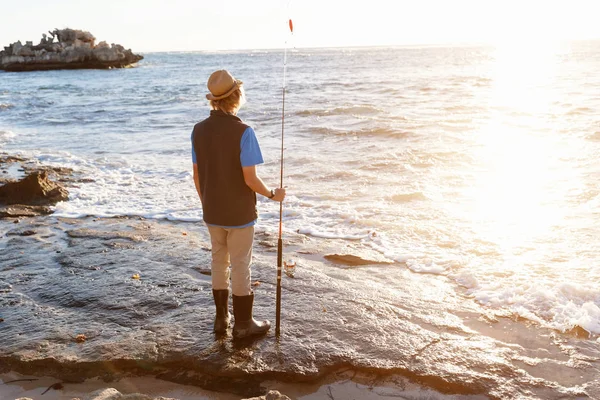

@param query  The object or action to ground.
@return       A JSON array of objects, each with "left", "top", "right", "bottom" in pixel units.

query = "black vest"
[{"left": 192, "top": 110, "right": 258, "bottom": 226}]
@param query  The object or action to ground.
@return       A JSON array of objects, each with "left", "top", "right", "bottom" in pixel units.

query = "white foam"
[
  {"left": 0, "top": 130, "right": 16, "bottom": 143},
  {"left": 461, "top": 268, "right": 600, "bottom": 335},
  {"left": 406, "top": 258, "right": 446, "bottom": 274},
  {"left": 362, "top": 229, "right": 600, "bottom": 335},
  {"left": 6, "top": 142, "right": 599, "bottom": 339},
  {"left": 7, "top": 150, "right": 201, "bottom": 222},
  {"left": 296, "top": 227, "right": 369, "bottom": 240},
  {"left": 363, "top": 234, "right": 413, "bottom": 263}
]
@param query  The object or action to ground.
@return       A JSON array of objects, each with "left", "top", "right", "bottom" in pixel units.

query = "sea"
[{"left": 1, "top": 42, "right": 599, "bottom": 340}]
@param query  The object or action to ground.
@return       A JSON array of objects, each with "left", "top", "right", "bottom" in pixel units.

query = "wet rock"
[
  {"left": 192, "top": 266, "right": 212, "bottom": 276},
  {"left": 0, "top": 28, "right": 143, "bottom": 72},
  {"left": 0, "top": 155, "right": 27, "bottom": 164},
  {"left": 156, "top": 370, "right": 265, "bottom": 397},
  {"left": 0, "top": 217, "right": 598, "bottom": 399},
  {"left": 66, "top": 228, "right": 147, "bottom": 242},
  {"left": 85, "top": 388, "right": 120, "bottom": 400},
  {"left": 6, "top": 229, "right": 36, "bottom": 237},
  {"left": 258, "top": 240, "right": 277, "bottom": 248},
  {"left": 0, "top": 205, "right": 53, "bottom": 218},
  {"left": 324, "top": 253, "right": 392, "bottom": 266},
  {"left": 83, "top": 388, "right": 177, "bottom": 400},
  {"left": 0, "top": 171, "right": 68, "bottom": 206},
  {"left": 25, "top": 165, "right": 74, "bottom": 177},
  {"left": 243, "top": 390, "right": 291, "bottom": 400},
  {"left": 565, "top": 325, "right": 591, "bottom": 339}
]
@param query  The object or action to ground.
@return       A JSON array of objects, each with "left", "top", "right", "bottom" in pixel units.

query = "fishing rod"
[{"left": 276, "top": 18, "right": 293, "bottom": 337}]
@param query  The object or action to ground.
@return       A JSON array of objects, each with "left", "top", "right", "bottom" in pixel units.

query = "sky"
[{"left": 1, "top": 0, "right": 599, "bottom": 52}]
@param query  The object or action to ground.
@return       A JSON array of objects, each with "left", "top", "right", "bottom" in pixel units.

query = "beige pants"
[{"left": 207, "top": 224, "right": 254, "bottom": 296}]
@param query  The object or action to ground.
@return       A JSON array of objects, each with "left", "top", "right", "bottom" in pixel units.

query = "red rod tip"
[{"left": 289, "top": 19, "right": 294, "bottom": 33}]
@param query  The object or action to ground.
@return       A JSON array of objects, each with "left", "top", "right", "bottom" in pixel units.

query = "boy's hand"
[{"left": 272, "top": 188, "right": 286, "bottom": 202}]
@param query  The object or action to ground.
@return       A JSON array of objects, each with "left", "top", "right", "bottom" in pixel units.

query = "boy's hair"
[{"left": 209, "top": 87, "right": 246, "bottom": 114}]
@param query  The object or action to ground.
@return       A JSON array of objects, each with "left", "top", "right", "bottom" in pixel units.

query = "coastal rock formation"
[
  {"left": 0, "top": 171, "right": 68, "bottom": 206},
  {"left": 0, "top": 164, "right": 69, "bottom": 218},
  {"left": 0, "top": 28, "right": 143, "bottom": 72},
  {"left": 1, "top": 217, "right": 598, "bottom": 399}
]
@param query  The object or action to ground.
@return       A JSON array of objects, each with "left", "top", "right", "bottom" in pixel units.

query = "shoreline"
[{"left": 1, "top": 153, "right": 599, "bottom": 399}]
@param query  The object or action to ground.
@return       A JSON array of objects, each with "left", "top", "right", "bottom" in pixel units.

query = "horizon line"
[{"left": 136, "top": 37, "right": 600, "bottom": 54}]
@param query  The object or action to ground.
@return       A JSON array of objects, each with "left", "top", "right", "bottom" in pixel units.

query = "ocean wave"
[
  {"left": 309, "top": 125, "right": 400, "bottom": 137},
  {"left": 297, "top": 227, "right": 370, "bottom": 240},
  {"left": 456, "top": 271, "right": 600, "bottom": 335},
  {"left": 566, "top": 107, "right": 593, "bottom": 115},
  {"left": 41, "top": 117, "right": 73, "bottom": 125},
  {"left": 587, "top": 131, "right": 600, "bottom": 141},
  {"left": 364, "top": 229, "right": 600, "bottom": 335},
  {"left": 362, "top": 235, "right": 414, "bottom": 264},
  {"left": 407, "top": 85, "right": 437, "bottom": 92},
  {"left": 26, "top": 99, "right": 56, "bottom": 108},
  {"left": 438, "top": 118, "right": 474, "bottom": 126},
  {"left": 3, "top": 150, "right": 199, "bottom": 222},
  {"left": 38, "top": 84, "right": 81, "bottom": 91},
  {"left": 0, "top": 130, "right": 16, "bottom": 143},
  {"left": 443, "top": 104, "right": 487, "bottom": 113},
  {"left": 296, "top": 105, "right": 383, "bottom": 117},
  {"left": 387, "top": 192, "right": 429, "bottom": 202},
  {"left": 406, "top": 258, "right": 447, "bottom": 274},
  {"left": 450, "top": 76, "right": 492, "bottom": 87}
]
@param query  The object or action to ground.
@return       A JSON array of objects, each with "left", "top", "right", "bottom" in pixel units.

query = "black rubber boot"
[
  {"left": 212, "top": 289, "right": 231, "bottom": 334},
  {"left": 232, "top": 292, "right": 270, "bottom": 339}
]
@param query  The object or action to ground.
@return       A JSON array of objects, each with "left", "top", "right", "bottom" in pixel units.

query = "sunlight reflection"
[{"left": 467, "top": 42, "right": 568, "bottom": 251}]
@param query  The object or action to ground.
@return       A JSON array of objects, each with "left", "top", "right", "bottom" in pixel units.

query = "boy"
[{"left": 192, "top": 70, "right": 285, "bottom": 339}]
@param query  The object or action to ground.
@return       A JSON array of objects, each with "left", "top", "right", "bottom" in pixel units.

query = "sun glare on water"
[{"left": 465, "top": 41, "right": 576, "bottom": 252}]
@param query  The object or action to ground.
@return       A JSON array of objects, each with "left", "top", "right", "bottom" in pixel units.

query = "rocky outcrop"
[
  {"left": 0, "top": 155, "right": 71, "bottom": 218},
  {"left": 0, "top": 171, "right": 68, "bottom": 206},
  {"left": 0, "top": 28, "right": 143, "bottom": 72}
]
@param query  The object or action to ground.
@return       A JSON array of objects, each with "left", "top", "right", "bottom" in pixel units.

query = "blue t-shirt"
[{"left": 192, "top": 126, "right": 264, "bottom": 228}]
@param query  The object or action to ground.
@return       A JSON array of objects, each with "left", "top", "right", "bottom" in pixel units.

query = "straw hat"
[{"left": 206, "top": 70, "right": 243, "bottom": 100}]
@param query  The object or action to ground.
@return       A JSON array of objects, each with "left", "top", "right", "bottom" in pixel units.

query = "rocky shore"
[
  {"left": 1, "top": 155, "right": 599, "bottom": 400},
  {"left": 0, "top": 29, "right": 143, "bottom": 72},
  {"left": 0, "top": 154, "right": 70, "bottom": 218}
]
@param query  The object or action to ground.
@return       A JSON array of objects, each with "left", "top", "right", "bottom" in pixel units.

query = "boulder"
[{"left": 0, "top": 171, "right": 68, "bottom": 206}]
